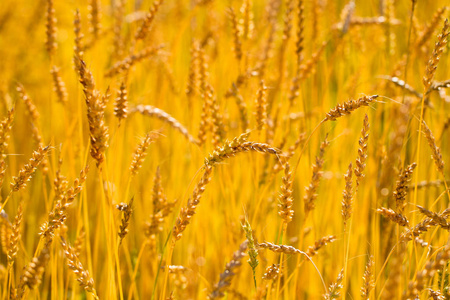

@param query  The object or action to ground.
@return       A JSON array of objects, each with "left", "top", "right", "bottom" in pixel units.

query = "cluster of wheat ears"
[{"left": 0, "top": 0, "right": 449, "bottom": 299}]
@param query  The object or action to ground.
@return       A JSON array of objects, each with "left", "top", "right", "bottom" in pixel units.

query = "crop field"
[{"left": 0, "top": 0, "right": 449, "bottom": 299}]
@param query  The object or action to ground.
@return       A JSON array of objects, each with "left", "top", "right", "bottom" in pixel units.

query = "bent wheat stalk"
[{"left": 133, "top": 105, "right": 198, "bottom": 145}]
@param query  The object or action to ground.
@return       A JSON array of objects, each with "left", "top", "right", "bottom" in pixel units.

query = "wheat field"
[{"left": 0, "top": 0, "right": 449, "bottom": 299}]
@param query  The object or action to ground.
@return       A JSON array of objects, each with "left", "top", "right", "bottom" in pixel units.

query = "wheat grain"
[
  {"left": 360, "top": 256, "right": 374, "bottom": 300},
  {"left": 117, "top": 197, "right": 133, "bottom": 243},
  {"left": 50, "top": 66, "right": 68, "bottom": 104},
  {"left": 205, "top": 132, "right": 282, "bottom": 166},
  {"left": 60, "top": 237, "right": 99, "bottom": 299},
  {"left": 304, "top": 137, "right": 329, "bottom": 216},
  {"left": 341, "top": 163, "right": 353, "bottom": 227},
  {"left": 355, "top": 114, "right": 369, "bottom": 188},
  {"left": 254, "top": 80, "right": 268, "bottom": 129},
  {"left": 324, "top": 95, "right": 378, "bottom": 121},
  {"left": 0, "top": 211, "right": 11, "bottom": 255},
  {"left": 74, "top": 227, "right": 86, "bottom": 258},
  {"left": 258, "top": 242, "right": 303, "bottom": 255},
  {"left": 21, "top": 247, "right": 50, "bottom": 289},
  {"left": 114, "top": 81, "right": 128, "bottom": 122},
  {"left": 306, "top": 235, "right": 336, "bottom": 257},
  {"left": 415, "top": 7, "right": 447, "bottom": 50},
  {"left": 7, "top": 201, "right": 23, "bottom": 265},
  {"left": 186, "top": 41, "right": 199, "bottom": 100},
  {"left": 73, "top": 9, "right": 84, "bottom": 59},
  {"left": 134, "top": 0, "right": 164, "bottom": 41},
  {"left": 173, "top": 166, "right": 213, "bottom": 240},
  {"left": 75, "top": 57, "right": 109, "bottom": 166},
  {"left": 88, "top": 0, "right": 101, "bottom": 40},
  {"left": 130, "top": 132, "right": 157, "bottom": 176},
  {"left": 209, "top": 241, "right": 248, "bottom": 299},
  {"left": 10, "top": 146, "right": 50, "bottom": 192},
  {"left": 0, "top": 108, "right": 14, "bottom": 156},
  {"left": 416, "top": 205, "right": 449, "bottom": 229},
  {"left": 376, "top": 207, "right": 409, "bottom": 227},
  {"left": 133, "top": 104, "right": 198, "bottom": 144},
  {"left": 423, "top": 19, "right": 450, "bottom": 92},
  {"left": 404, "top": 247, "right": 450, "bottom": 299},
  {"left": 278, "top": 162, "right": 294, "bottom": 223},
  {"left": 105, "top": 44, "right": 164, "bottom": 77},
  {"left": 227, "top": 7, "right": 242, "bottom": 62},
  {"left": 45, "top": 0, "right": 57, "bottom": 58},
  {"left": 323, "top": 268, "right": 344, "bottom": 300},
  {"left": 112, "top": 0, "right": 126, "bottom": 59},
  {"left": 421, "top": 120, "right": 444, "bottom": 173},
  {"left": 394, "top": 162, "right": 417, "bottom": 214},
  {"left": 262, "top": 264, "right": 280, "bottom": 280}
]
